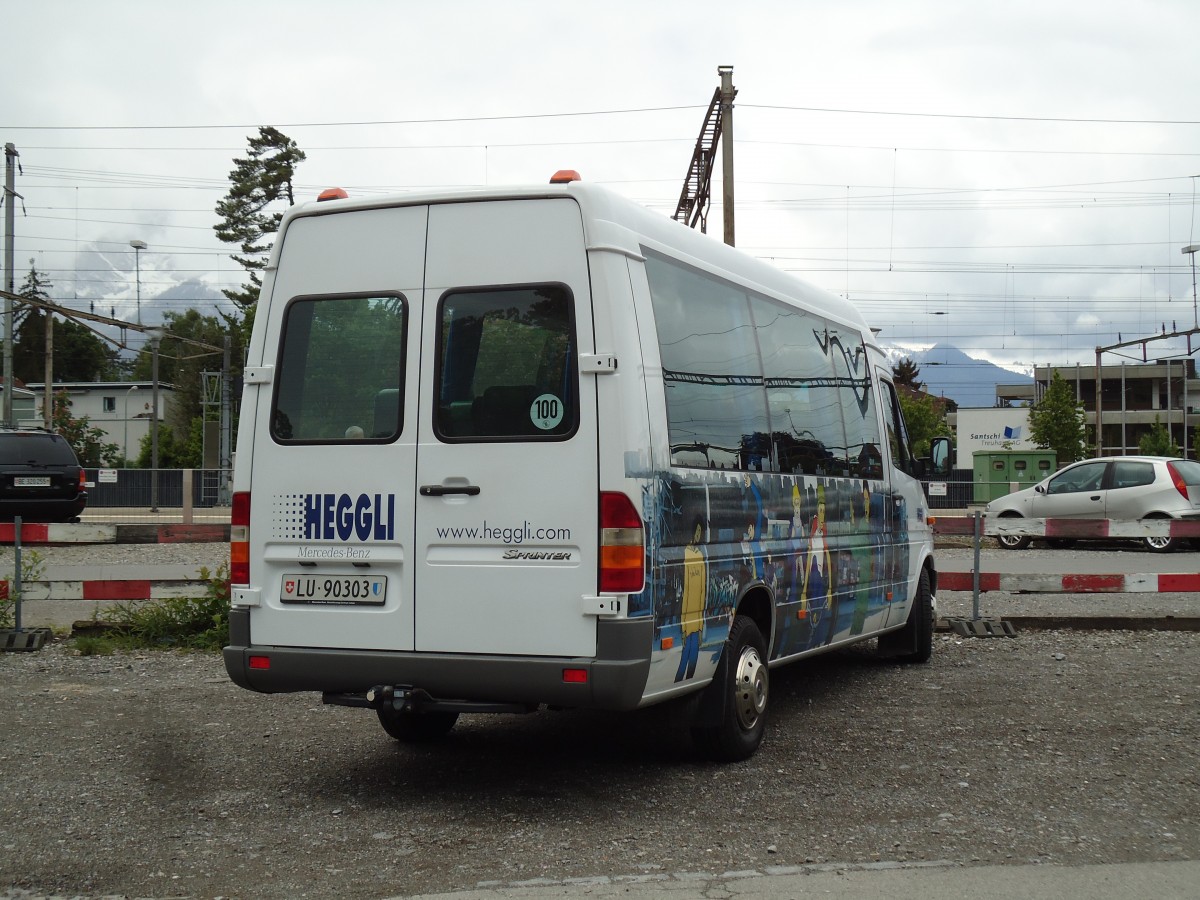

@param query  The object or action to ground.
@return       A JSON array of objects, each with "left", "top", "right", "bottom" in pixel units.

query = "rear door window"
[
  {"left": 272, "top": 293, "right": 407, "bottom": 442},
  {"left": 435, "top": 285, "right": 577, "bottom": 441},
  {"left": 1110, "top": 460, "right": 1154, "bottom": 489}
]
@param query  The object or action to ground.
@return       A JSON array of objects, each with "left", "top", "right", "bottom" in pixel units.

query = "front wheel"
[
  {"left": 995, "top": 515, "right": 1031, "bottom": 550},
  {"left": 691, "top": 616, "right": 769, "bottom": 762},
  {"left": 377, "top": 706, "right": 459, "bottom": 743},
  {"left": 879, "top": 568, "right": 933, "bottom": 663}
]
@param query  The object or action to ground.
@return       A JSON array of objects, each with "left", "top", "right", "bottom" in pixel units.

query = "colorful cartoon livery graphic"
[{"left": 632, "top": 468, "right": 912, "bottom": 688}]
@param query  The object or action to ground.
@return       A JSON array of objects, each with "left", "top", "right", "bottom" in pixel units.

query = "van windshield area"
[
  {"left": 271, "top": 294, "right": 406, "bottom": 442},
  {"left": 435, "top": 285, "right": 577, "bottom": 441}
]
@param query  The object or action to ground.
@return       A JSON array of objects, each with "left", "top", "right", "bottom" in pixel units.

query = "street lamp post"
[
  {"left": 130, "top": 240, "right": 147, "bottom": 326},
  {"left": 146, "top": 327, "right": 165, "bottom": 511}
]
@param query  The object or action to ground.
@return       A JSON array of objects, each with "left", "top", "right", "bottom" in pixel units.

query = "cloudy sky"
[{"left": 5, "top": 0, "right": 1200, "bottom": 387}]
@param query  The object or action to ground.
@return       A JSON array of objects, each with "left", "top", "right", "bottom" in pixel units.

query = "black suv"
[{"left": 0, "top": 430, "right": 88, "bottom": 523}]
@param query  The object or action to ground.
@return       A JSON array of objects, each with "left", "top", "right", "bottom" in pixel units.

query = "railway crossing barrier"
[{"left": 932, "top": 512, "right": 1200, "bottom": 637}]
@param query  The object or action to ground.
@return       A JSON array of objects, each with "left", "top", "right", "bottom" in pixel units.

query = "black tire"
[
  {"left": 995, "top": 515, "right": 1031, "bottom": 550},
  {"left": 880, "top": 567, "right": 934, "bottom": 663},
  {"left": 376, "top": 706, "right": 459, "bottom": 743},
  {"left": 691, "top": 616, "right": 769, "bottom": 762}
]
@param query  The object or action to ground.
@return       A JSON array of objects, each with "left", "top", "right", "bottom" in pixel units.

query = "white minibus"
[{"left": 223, "top": 172, "right": 937, "bottom": 761}]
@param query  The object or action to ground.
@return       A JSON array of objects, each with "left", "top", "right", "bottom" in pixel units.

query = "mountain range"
[{"left": 883, "top": 343, "right": 1032, "bottom": 409}]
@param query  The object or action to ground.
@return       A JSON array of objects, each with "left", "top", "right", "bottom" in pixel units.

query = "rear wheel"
[
  {"left": 376, "top": 707, "right": 459, "bottom": 743},
  {"left": 1143, "top": 516, "right": 1177, "bottom": 553},
  {"left": 691, "top": 616, "right": 769, "bottom": 762},
  {"left": 995, "top": 514, "right": 1031, "bottom": 550}
]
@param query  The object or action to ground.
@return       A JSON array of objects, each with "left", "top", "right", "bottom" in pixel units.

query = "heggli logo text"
[{"left": 303, "top": 493, "right": 395, "bottom": 541}]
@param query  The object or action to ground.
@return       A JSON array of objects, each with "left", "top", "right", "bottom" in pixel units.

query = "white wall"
[{"left": 955, "top": 407, "right": 1035, "bottom": 467}]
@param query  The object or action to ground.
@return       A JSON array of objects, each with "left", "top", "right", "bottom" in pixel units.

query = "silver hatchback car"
[{"left": 984, "top": 455, "right": 1200, "bottom": 552}]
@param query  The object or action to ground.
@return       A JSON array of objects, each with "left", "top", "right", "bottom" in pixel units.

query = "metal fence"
[
  {"left": 80, "top": 468, "right": 232, "bottom": 524},
  {"left": 922, "top": 471, "right": 975, "bottom": 509}
]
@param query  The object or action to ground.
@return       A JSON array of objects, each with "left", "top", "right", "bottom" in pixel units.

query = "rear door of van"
[
  {"left": 414, "top": 199, "right": 599, "bottom": 657},
  {"left": 248, "top": 205, "right": 426, "bottom": 652},
  {"left": 247, "top": 196, "right": 599, "bottom": 658}
]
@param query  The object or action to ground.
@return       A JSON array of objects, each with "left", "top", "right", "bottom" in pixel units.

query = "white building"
[{"left": 26, "top": 381, "right": 177, "bottom": 463}]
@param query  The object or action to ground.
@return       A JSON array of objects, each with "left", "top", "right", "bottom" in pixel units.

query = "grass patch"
[
  {"left": 0, "top": 549, "right": 46, "bottom": 630},
  {"left": 73, "top": 563, "right": 232, "bottom": 652},
  {"left": 73, "top": 634, "right": 118, "bottom": 656}
]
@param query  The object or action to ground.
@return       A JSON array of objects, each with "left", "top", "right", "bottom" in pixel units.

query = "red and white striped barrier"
[
  {"left": 939, "top": 571, "right": 1200, "bottom": 593},
  {"left": 0, "top": 578, "right": 211, "bottom": 602},
  {"left": 0, "top": 523, "right": 117, "bottom": 544},
  {"left": 932, "top": 516, "right": 1200, "bottom": 539}
]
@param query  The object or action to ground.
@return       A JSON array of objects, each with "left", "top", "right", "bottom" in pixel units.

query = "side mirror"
[
  {"left": 928, "top": 436, "right": 951, "bottom": 476},
  {"left": 1035, "top": 484, "right": 1046, "bottom": 494}
]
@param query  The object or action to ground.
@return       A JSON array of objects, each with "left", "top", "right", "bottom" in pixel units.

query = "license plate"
[
  {"left": 14, "top": 476, "right": 50, "bottom": 487},
  {"left": 280, "top": 574, "right": 387, "bottom": 605}
]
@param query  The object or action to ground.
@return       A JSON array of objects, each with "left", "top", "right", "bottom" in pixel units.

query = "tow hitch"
[{"left": 323, "top": 685, "right": 537, "bottom": 715}]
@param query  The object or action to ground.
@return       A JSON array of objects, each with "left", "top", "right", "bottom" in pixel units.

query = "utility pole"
[
  {"left": 3, "top": 144, "right": 18, "bottom": 428},
  {"left": 719, "top": 65, "right": 736, "bottom": 247},
  {"left": 673, "top": 66, "right": 737, "bottom": 240},
  {"left": 43, "top": 294, "right": 53, "bottom": 430},
  {"left": 220, "top": 334, "right": 232, "bottom": 503}
]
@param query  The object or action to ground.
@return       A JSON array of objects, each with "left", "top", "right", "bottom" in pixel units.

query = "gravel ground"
[
  {"left": 2, "top": 540, "right": 1197, "bottom": 898},
  {"left": 1, "top": 627, "right": 1196, "bottom": 899}
]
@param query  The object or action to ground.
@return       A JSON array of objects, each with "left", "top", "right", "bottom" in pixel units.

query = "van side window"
[
  {"left": 435, "top": 285, "right": 577, "bottom": 441},
  {"left": 830, "top": 327, "right": 883, "bottom": 479},
  {"left": 879, "top": 377, "right": 913, "bottom": 475},
  {"left": 748, "top": 296, "right": 845, "bottom": 476},
  {"left": 645, "top": 253, "right": 770, "bottom": 471},
  {"left": 272, "top": 294, "right": 406, "bottom": 443}
]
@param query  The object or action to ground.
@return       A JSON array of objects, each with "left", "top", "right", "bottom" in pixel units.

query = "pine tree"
[
  {"left": 13, "top": 265, "right": 115, "bottom": 383},
  {"left": 892, "top": 357, "right": 923, "bottom": 390},
  {"left": 1139, "top": 416, "right": 1179, "bottom": 456},
  {"left": 15, "top": 262, "right": 51, "bottom": 335},
  {"left": 1028, "top": 371, "right": 1088, "bottom": 464},
  {"left": 213, "top": 126, "right": 306, "bottom": 311}
]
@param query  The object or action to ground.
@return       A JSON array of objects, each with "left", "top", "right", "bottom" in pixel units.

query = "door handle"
[{"left": 420, "top": 484, "right": 481, "bottom": 497}]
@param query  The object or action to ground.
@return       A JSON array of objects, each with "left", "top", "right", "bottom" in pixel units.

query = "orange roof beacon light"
[
  {"left": 549, "top": 169, "right": 581, "bottom": 184},
  {"left": 317, "top": 187, "right": 349, "bottom": 202}
]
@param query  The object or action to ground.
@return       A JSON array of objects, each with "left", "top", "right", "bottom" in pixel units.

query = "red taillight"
[
  {"left": 231, "top": 491, "right": 250, "bottom": 585},
  {"left": 562, "top": 668, "right": 588, "bottom": 684},
  {"left": 1167, "top": 462, "right": 1190, "bottom": 501},
  {"left": 78, "top": 470, "right": 87, "bottom": 491},
  {"left": 599, "top": 491, "right": 644, "bottom": 593},
  {"left": 248, "top": 655, "right": 270, "bottom": 670}
]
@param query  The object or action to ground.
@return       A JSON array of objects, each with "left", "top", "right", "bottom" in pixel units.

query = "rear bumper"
[
  {"left": 0, "top": 493, "right": 87, "bottom": 522},
  {"left": 222, "top": 609, "right": 654, "bottom": 711}
]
